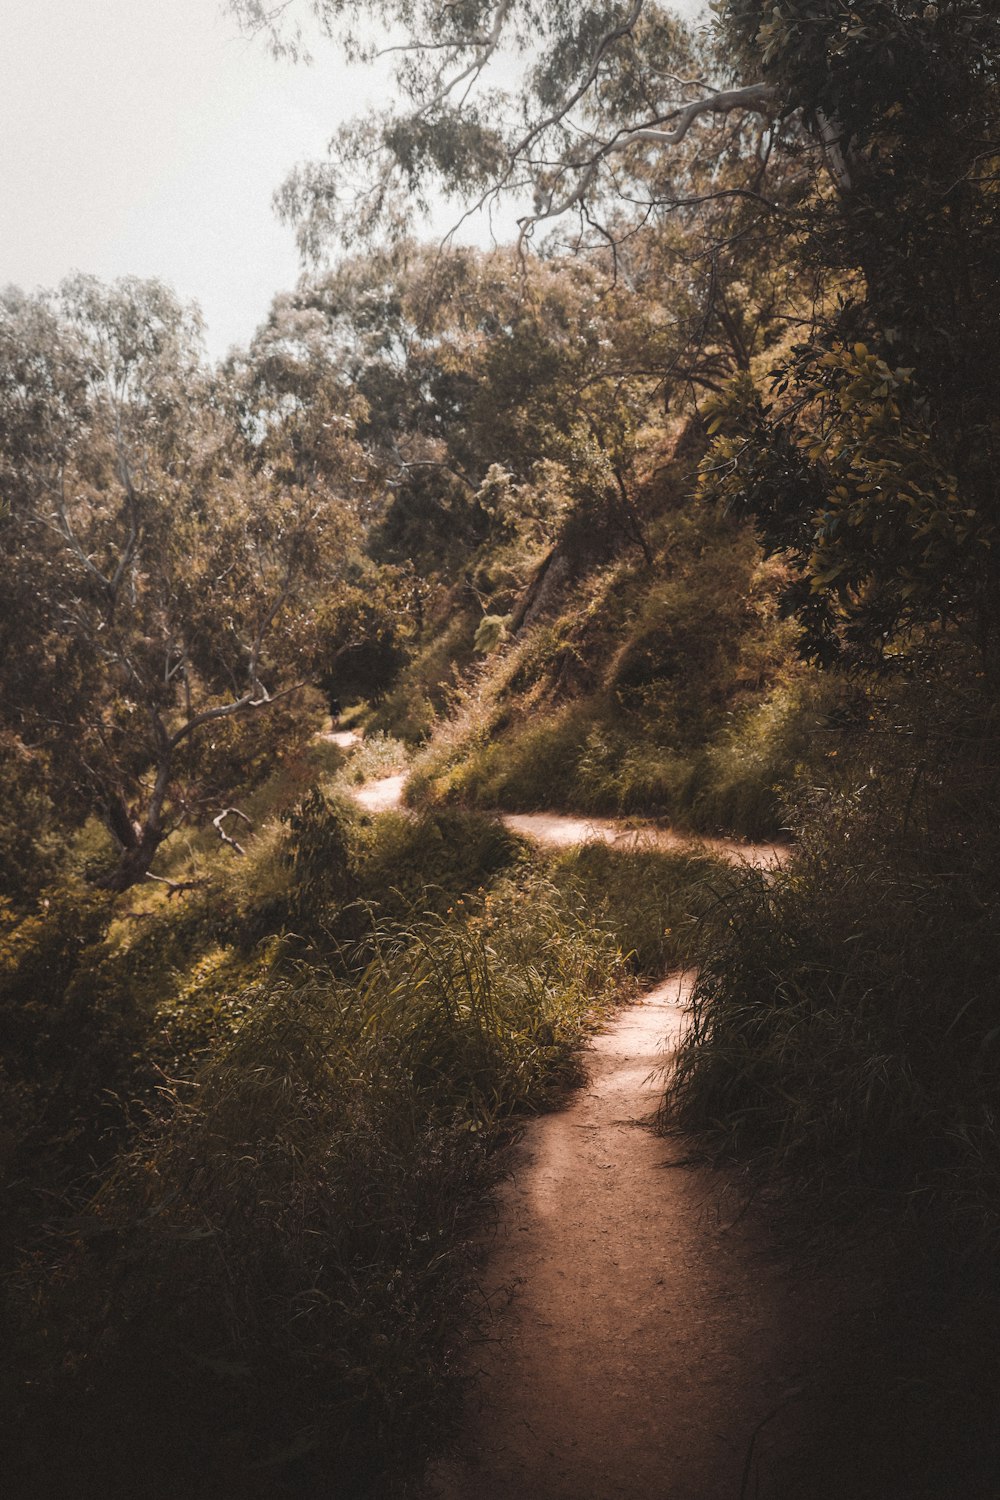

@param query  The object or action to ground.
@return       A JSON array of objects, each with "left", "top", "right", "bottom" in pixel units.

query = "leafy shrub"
[
  {"left": 689, "top": 677, "right": 841, "bottom": 838},
  {"left": 575, "top": 726, "right": 699, "bottom": 816},
  {"left": 283, "top": 788, "right": 361, "bottom": 920},
  {"left": 473, "top": 613, "right": 511, "bottom": 653}
]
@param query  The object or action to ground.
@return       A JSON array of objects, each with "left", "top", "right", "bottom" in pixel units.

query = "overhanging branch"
[{"left": 519, "top": 84, "right": 779, "bottom": 241}]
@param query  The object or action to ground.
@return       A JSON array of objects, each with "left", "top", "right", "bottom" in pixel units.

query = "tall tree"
[
  {"left": 699, "top": 3, "right": 1000, "bottom": 665},
  {"left": 0, "top": 277, "right": 362, "bottom": 889},
  {"left": 229, "top": 0, "right": 791, "bottom": 253},
  {"left": 230, "top": 1, "right": 1000, "bottom": 662}
]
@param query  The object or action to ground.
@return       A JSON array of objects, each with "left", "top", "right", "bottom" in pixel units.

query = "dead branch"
[
  {"left": 213, "top": 807, "right": 254, "bottom": 857},
  {"left": 143, "top": 873, "right": 210, "bottom": 897}
]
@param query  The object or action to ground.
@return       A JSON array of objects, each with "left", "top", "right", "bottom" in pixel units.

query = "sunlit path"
[
  {"left": 417, "top": 972, "right": 846, "bottom": 1500},
  {"left": 341, "top": 760, "right": 843, "bottom": 1499}
]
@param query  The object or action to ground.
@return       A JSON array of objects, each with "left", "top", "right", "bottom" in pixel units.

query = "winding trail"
[
  {"left": 353, "top": 772, "right": 409, "bottom": 814},
  {"left": 341, "top": 761, "right": 852, "bottom": 1498},
  {"left": 500, "top": 809, "right": 784, "bottom": 870},
  {"left": 343, "top": 761, "right": 785, "bottom": 869},
  {"left": 337, "top": 747, "right": 975, "bottom": 1499}
]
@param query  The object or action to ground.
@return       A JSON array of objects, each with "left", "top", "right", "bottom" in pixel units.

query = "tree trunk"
[
  {"left": 94, "top": 783, "right": 168, "bottom": 892},
  {"left": 93, "top": 822, "right": 166, "bottom": 888},
  {"left": 93, "top": 825, "right": 166, "bottom": 892}
]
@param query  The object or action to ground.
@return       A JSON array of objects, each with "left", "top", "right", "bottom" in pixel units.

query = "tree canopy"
[
  {"left": 231, "top": 0, "right": 794, "bottom": 253},
  {"left": 0, "top": 276, "right": 363, "bottom": 888},
  {"left": 229, "top": 1, "right": 1000, "bottom": 666}
]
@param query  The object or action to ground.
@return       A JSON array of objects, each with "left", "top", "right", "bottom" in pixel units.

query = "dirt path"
[
  {"left": 323, "top": 728, "right": 362, "bottom": 750},
  {"left": 501, "top": 810, "right": 784, "bottom": 869},
  {"left": 421, "top": 975, "right": 849, "bottom": 1500},
  {"left": 342, "top": 758, "right": 978, "bottom": 1499},
  {"left": 348, "top": 773, "right": 785, "bottom": 869},
  {"left": 342, "top": 764, "right": 927, "bottom": 1498},
  {"left": 353, "top": 771, "right": 408, "bottom": 813}
]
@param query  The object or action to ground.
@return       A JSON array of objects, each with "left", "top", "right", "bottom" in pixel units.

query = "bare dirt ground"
[
  {"left": 353, "top": 771, "right": 408, "bottom": 813},
  {"left": 345, "top": 760, "right": 996, "bottom": 1499},
  {"left": 421, "top": 977, "right": 857, "bottom": 1500},
  {"left": 347, "top": 772, "right": 784, "bottom": 868},
  {"left": 418, "top": 980, "right": 1000, "bottom": 1500},
  {"left": 343, "top": 772, "right": 819, "bottom": 1494},
  {"left": 501, "top": 810, "right": 785, "bottom": 869},
  {"left": 323, "top": 728, "right": 362, "bottom": 750}
]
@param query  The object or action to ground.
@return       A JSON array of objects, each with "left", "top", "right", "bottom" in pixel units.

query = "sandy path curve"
[
  {"left": 501, "top": 810, "right": 785, "bottom": 870},
  {"left": 343, "top": 766, "right": 860, "bottom": 1498},
  {"left": 338, "top": 757, "right": 956, "bottom": 1499},
  {"left": 352, "top": 772, "right": 408, "bottom": 813},
  {"left": 347, "top": 772, "right": 785, "bottom": 869},
  {"left": 322, "top": 728, "right": 363, "bottom": 750}
]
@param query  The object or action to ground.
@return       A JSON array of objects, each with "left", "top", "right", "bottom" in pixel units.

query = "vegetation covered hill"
[{"left": 3, "top": 1, "right": 1000, "bottom": 1495}]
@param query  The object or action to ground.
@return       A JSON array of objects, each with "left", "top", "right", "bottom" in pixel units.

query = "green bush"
[
  {"left": 575, "top": 726, "right": 699, "bottom": 816},
  {"left": 689, "top": 677, "right": 839, "bottom": 838}
]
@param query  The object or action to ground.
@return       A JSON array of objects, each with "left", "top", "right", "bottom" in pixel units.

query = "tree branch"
[
  {"left": 421, "top": 0, "right": 513, "bottom": 117},
  {"left": 518, "top": 84, "right": 780, "bottom": 241},
  {"left": 616, "top": 84, "right": 778, "bottom": 151},
  {"left": 144, "top": 872, "right": 209, "bottom": 897},
  {"left": 168, "top": 681, "right": 306, "bottom": 752},
  {"left": 213, "top": 806, "right": 253, "bottom": 857}
]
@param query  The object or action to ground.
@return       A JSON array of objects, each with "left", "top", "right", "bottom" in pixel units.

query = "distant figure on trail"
[{"left": 328, "top": 694, "right": 342, "bottom": 727}]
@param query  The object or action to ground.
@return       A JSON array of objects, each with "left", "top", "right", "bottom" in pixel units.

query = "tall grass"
[
  {"left": 668, "top": 733, "right": 1000, "bottom": 1253},
  {"left": 404, "top": 508, "right": 840, "bottom": 838},
  {"left": 334, "top": 730, "right": 409, "bottom": 786},
  {"left": 548, "top": 840, "right": 732, "bottom": 976},
  {"left": 7, "top": 879, "right": 631, "bottom": 1499}
]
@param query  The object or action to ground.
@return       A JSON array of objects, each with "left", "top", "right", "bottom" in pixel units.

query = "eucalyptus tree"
[
  {"left": 229, "top": 2, "right": 994, "bottom": 243},
  {"left": 245, "top": 243, "right": 675, "bottom": 581},
  {"left": 229, "top": 0, "right": 795, "bottom": 252},
  {"left": 699, "top": 4, "right": 1000, "bottom": 666},
  {"left": 0, "top": 276, "right": 363, "bottom": 889},
  {"left": 231, "top": 1, "right": 1000, "bottom": 663}
]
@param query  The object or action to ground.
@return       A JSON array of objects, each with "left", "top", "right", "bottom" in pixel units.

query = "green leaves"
[
  {"left": 0, "top": 276, "right": 361, "bottom": 887},
  {"left": 699, "top": 340, "right": 986, "bottom": 666}
]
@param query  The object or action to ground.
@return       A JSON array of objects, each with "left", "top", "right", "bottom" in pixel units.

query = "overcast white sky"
[{"left": 1, "top": 0, "right": 705, "bottom": 362}]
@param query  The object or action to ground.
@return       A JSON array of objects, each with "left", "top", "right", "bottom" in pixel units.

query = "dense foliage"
[
  {"left": 3, "top": 2, "right": 1000, "bottom": 1495},
  {"left": 0, "top": 277, "right": 366, "bottom": 890}
]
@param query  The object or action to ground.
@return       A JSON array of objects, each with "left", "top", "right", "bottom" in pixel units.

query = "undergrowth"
[
  {"left": 2, "top": 795, "right": 634, "bottom": 1498},
  {"left": 668, "top": 674, "right": 1000, "bottom": 1257},
  {"left": 406, "top": 512, "right": 843, "bottom": 839},
  {"left": 548, "top": 840, "right": 732, "bottom": 976},
  {"left": 334, "top": 731, "right": 409, "bottom": 785}
]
